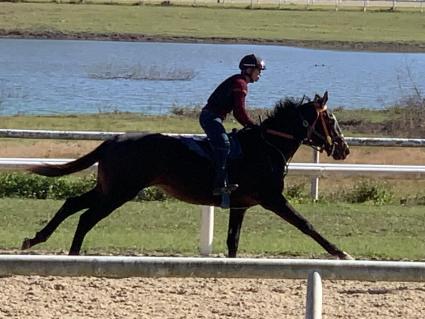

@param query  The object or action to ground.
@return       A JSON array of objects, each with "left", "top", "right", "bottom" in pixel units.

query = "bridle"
[
  {"left": 251, "top": 104, "right": 334, "bottom": 176},
  {"left": 264, "top": 105, "right": 334, "bottom": 152}
]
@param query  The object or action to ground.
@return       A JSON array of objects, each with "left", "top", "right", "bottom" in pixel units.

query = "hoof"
[
  {"left": 339, "top": 251, "right": 355, "bottom": 260},
  {"left": 21, "top": 238, "right": 32, "bottom": 250}
]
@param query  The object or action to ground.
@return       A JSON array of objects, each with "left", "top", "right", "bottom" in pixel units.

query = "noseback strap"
[{"left": 319, "top": 113, "right": 332, "bottom": 146}]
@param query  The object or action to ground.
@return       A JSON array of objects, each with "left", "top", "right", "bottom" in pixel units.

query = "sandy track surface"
[{"left": 1, "top": 276, "right": 424, "bottom": 318}]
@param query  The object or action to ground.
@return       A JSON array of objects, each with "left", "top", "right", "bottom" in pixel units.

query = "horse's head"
[
  {"left": 263, "top": 91, "right": 349, "bottom": 160},
  {"left": 303, "top": 91, "right": 350, "bottom": 160}
]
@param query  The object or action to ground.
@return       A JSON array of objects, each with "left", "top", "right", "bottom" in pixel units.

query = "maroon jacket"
[{"left": 203, "top": 74, "right": 255, "bottom": 127}]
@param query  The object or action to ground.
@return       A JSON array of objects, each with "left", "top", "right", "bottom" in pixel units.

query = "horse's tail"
[{"left": 28, "top": 141, "right": 106, "bottom": 177}]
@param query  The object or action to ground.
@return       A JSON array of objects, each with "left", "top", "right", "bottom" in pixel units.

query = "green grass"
[
  {"left": 0, "top": 113, "right": 245, "bottom": 133},
  {"left": 0, "top": 113, "right": 204, "bottom": 133},
  {"left": 333, "top": 108, "right": 395, "bottom": 125},
  {"left": 1, "top": 3, "right": 424, "bottom": 45},
  {"left": 0, "top": 106, "right": 407, "bottom": 135},
  {"left": 1, "top": 198, "right": 424, "bottom": 260}
]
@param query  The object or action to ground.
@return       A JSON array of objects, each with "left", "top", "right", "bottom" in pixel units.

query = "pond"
[{"left": 0, "top": 38, "right": 424, "bottom": 115}]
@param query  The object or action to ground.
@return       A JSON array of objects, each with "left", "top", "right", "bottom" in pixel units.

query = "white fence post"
[
  {"left": 200, "top": 206, "right": 215, "bottom": 256},
  {"left": 305, "top": 271, "right": 323, "bottom": 319},
  {"left": 310, "top": 149, "right": 320, "bottom": 200},
  {"left": 336, "top": 0, "right": 342, "bottom": 11}
]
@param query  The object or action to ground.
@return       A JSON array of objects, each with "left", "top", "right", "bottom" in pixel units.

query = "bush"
[
  {"left": 343, "top": 180, "right": 393, "bottom": 205},
  {"left": 399, "top": 194, "right": 425, "bottom": 206},
  {"left": 285, "top": 183, "right": 307, "bottom": 201},
  {"left": 0, "top": 173, "right": 95, "bottom": 199},
  {"left": 47, "top": 176, "right": 96, "bottom": 199},
  {"left": 0, "top": 172, "right": 168, "bottom": 201},
  {"left": 135, "top": 187, "right": 169, "bottom": 201},
  {"left": 0, "top": 173, "right": 48, "bottom": 199}
]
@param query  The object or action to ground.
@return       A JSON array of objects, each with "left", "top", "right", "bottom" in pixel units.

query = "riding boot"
[{"left": 212, "top": 147, "right": 238, "bottom": 196}]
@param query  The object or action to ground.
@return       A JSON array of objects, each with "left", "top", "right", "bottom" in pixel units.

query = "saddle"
[
  {"left": 177, "top": 130, "right": 243, "bottom": 162},
  {"left": 178, "top": 131, "right": 243, "bottom": 209}
]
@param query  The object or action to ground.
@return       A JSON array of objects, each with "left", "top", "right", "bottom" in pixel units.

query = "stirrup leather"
[{"left": 213, "top": 184, "right": 239, "bottom": 196}]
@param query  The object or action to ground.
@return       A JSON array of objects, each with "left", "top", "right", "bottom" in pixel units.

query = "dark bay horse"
[{"left": 22, "top": 91, "right": 353, "bottom": 259}]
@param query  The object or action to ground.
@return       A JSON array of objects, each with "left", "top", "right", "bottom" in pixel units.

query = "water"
[{"left": 0, "top": 38, "right": 424, "bottom": 115}]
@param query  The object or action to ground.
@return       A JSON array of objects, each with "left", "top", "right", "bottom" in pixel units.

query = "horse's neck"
[
  {"left": 260, "top": 121, "right": 301, "bottom": 160},
  {"left": 237, "top": 128, "right": 300, "bottom": 164},
  {"left": 269, "top": 136, "right": 300, "bottom": 163}
]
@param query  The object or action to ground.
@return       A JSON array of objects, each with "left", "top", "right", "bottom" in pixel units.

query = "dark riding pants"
[{"left": 199, "top": 109, "right": 230, "bottom": 190}]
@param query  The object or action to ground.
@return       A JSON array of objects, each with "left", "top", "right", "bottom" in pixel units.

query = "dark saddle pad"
[{"left": 178, "top": 131, "right": 243, "bottom": 162}]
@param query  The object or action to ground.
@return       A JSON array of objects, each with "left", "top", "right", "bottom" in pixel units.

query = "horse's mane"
[{"left": 263, "top": 96, "right": 309, "bottom": 126}]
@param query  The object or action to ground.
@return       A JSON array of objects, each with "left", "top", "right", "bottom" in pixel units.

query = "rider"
[{"left": 199, "top": 54, "right": 266, "bottom": 196}]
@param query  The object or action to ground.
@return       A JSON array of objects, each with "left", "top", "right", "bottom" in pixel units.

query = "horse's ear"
[
  {"left": 315, "top": 91, "right": 328, "bottom": 112},
  {"left": 322, "top": 91, "right": 328, "bottom": 105}
]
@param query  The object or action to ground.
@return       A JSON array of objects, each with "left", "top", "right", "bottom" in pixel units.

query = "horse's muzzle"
[{"left": 330, "top": 138, "right": 350, "bottom": 160}]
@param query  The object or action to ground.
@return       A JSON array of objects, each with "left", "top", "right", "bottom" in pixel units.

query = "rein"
[
  {"left": 263, "top": 111, "right": 333, "bottom": 151},
  {"left": 256, "top": 100, "right": 336, "bottom": 175},
  {"left": 265, "top": 129, "right": 296, "bottom": 140}
]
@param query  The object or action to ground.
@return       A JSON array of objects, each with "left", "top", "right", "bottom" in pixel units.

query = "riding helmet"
[{"left": 239, "top": 54, "right": 266, "bottom": 71}]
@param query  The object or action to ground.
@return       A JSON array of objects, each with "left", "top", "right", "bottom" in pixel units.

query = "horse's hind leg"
[
  {"left": 227, "top": 208, "right": 247, "bottom": 258},
  {"left": 21, "top": 189, "right": 98, "bottom": 250},
  {"left": 68, "top": 195, "right": 135, "bottom": 255}
]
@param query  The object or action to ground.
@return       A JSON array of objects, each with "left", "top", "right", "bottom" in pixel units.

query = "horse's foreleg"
[
  {"left": 226, "top": 208, "right": 247, "bottom": 258},
  {"left": 21, "top": 190, "right": 97, "bottom": 250},
  {"left": 261, "top": 194, "right": 353, "bottom": 260}
]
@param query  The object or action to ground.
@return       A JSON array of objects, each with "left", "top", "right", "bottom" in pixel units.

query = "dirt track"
[{"left": 1, "top": 276, "right": 424, "bottom": 318}]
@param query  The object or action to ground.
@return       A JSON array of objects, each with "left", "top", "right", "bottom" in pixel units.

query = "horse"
[{"left": 22, "top": 91, "right": 352, "bottom": 259}]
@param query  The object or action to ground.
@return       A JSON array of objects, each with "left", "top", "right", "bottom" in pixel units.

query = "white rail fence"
[
  {"left": 1, "top": 255, "right": 425, "bottom": 319},
  {"left": 3, "top": 128, "right": 425, "bottom": 146},
  {"left": 4, "top": 157, "right": 425, "bottom": 176},
  {"left": 1, "top": 255, "right": 424, "bottom": 280},
  {"left": 97, "top": 0, "right": 425, "bottom": 12},
  {"left": 1, "top": 128, "right": 425, "bottom": 255}
]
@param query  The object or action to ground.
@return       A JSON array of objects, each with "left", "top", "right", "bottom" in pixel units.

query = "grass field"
[
  {"left": 0, "top": 113, "right": 204, "bottom": 134},
  {"left": 1, "top": 2, "right": 424, "bottom": 49},
  {"left": 1, "top": 198, "right": 424, "bottom": 260},
  {"left": 0, "top": 106, "right": 418, "bottom": 135}
]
